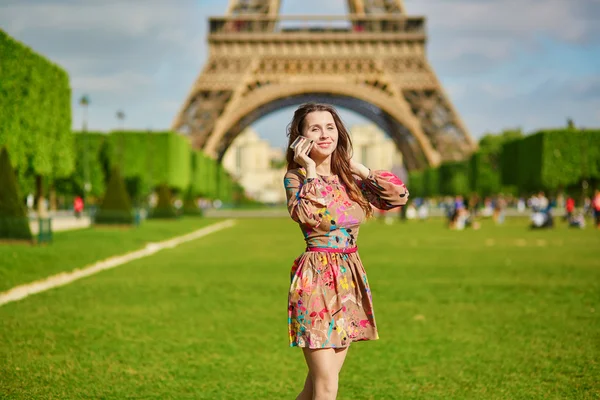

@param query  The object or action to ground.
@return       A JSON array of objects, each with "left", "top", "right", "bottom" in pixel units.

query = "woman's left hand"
[{"left": 350, "top": 160, "right": 370, "bottom": 179}]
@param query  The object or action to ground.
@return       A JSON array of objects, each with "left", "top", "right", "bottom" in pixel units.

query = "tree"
[{"left": 0, "top": 147, "right": 33, "bottom": 240}]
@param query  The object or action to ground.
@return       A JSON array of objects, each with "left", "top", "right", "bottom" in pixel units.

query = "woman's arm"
[
  {"left": 351, "top": 161, "right": 409, "bottom": 210},
  {"left": 284, "top": 169, "right": 328, "bottom": 227}
]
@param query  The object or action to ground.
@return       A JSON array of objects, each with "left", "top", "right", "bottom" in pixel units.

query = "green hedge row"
[
  {"left": 106, "top": 131, "right": 191, "bottom": 198},
  {"left": 61, "top": 132, "right": 108, "bottom": 198},
  {"left": 439, "top": 161, "right": 470, "bottom": 196},
  {"left": 500, "top": 129, "right": 600, "bottom": 192},
  {"left": 0, "top": 29, "right": 73, "bottom": 183},
  {"left": 72, "top": 130, "right": 237, "bottom": 202},
  {"left": 409, "top": 128, "right": 600, "bottom": 197}
]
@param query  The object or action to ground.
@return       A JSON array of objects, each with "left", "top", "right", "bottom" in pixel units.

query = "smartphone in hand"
[{"left": 290, "top": 136, "right": 305, "bottom": 150}]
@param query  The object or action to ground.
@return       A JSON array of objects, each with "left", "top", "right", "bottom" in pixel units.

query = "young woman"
[{"left": 284, "top": 103, "right": 409, "bottom": 399}]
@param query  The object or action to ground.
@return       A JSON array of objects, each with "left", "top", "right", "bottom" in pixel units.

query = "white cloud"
[
  {"left": 1, "top": 0, "right": 598, "bottom": 142},
  {"left": 408, "top": 0, "right": 597, "bottom": 42},
  {"left": 408, "top": 0, "right": 600, "bottom": 71},
  {"left": 2, "top": 1, "right": 202, "bottom": 36}
]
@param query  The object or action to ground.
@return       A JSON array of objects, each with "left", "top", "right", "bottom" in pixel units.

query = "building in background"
[
  {"left": 223, "top": 124, "right": 405, "bottom": 204},
  {"left": 350, "top": 124, "right": 404, "bottom": 171},
  {"left": 222, "top": 128, "right": 287, "bottom": 204}
]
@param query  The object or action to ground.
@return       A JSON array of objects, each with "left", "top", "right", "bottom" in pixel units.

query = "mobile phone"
[{"left": 290, "top": 136, "right": 305, "bottom": 150}]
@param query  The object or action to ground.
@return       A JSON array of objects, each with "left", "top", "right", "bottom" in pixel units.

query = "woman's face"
[{"left": 302, "top": 111, "right": 339, "bottom": 160}]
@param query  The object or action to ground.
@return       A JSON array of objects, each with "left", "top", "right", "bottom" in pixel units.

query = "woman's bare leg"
[
  {"left": 297, "top": 346, "right": 350, "bottom": 400},
  {"left": 295, "top": 373, "right": 313, "bottom": 400},
  {"left": 333, "top": 346, "right": 349, "bottom": 373}
]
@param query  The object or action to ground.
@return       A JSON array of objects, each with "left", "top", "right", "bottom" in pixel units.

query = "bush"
[
  {"left": 0, "top": 147, "right": 33, "bottom": 240},
  {"left": 94, "top": 167, "right": 133, "bottom": 225},
  {"left": 150, "top": 184, "right": 178, "bottom": 219}
]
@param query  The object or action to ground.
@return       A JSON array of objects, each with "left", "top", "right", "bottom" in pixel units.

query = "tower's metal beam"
[
  {"left": 227, "top": 0, "right": 281, "bottom": 16},
  {"left": 347, "top": 0, "right": 405, "bottom": 15},
  {"left": 227, "top": 0, "right": 404, "bottom": 17}
]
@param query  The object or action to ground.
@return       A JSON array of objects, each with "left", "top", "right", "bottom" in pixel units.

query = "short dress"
[{"left": 284, "top": 167, "right": 409, "bottom": 348}]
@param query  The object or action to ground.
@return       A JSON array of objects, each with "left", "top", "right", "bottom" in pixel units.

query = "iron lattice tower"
[{"left": 171, "top": 0, "right": 476, "bottom": 169}]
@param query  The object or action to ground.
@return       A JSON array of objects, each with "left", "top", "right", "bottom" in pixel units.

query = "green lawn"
[
  {"left": 0, "top": 218, "right": 599, "bottom": 399},
  {"left": 0, "top": 217, "right": 218, "bottom": 292}
]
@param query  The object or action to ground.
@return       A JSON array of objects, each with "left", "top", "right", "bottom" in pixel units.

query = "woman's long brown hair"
[{"left": 286, "top": 103, "right": 373, "bottom": 218}]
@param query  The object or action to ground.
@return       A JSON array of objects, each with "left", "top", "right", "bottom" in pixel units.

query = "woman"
[{"left": 284, "top": 103, "right": 409, "bottom": 399}]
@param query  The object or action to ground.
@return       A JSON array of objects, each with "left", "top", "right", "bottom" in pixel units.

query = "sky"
[{"left": 1, "top": 0, "right": 599, "bottom": 151}]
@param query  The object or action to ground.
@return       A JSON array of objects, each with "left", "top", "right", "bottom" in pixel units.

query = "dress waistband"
[{"left": 305, "top": 246, "right": 358, "bottom": 254}]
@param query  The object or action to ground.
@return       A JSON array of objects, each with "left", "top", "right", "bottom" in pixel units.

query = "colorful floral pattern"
[{"left": 284, "top": 168, "right": 409, "bottom": 348}]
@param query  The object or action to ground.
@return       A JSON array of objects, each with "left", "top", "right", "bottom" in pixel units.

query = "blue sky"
[{"left": 1, "top": 0, "right": 599, "bottom": 151}]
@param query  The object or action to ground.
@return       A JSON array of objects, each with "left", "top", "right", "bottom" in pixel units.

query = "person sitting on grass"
[{"left": 568, "top": 211, "right": 586, "bottom": 229}]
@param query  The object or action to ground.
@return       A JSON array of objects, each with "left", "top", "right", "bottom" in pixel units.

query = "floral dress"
[{"left": 284, "top": 167, "right": 409, "bottom": 348}]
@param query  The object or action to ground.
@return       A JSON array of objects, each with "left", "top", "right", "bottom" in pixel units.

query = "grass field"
[
  {"left": 0, "top": 217, "right": 218, "bottom": 292},
  {"left": 0, "top": 217, "right": 599, "bottom": 399}
]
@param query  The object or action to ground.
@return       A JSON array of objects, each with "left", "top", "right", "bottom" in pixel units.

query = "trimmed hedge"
[
  {"left": 501, "top": 129, "right": 600, "bottom": 192},
  {"left": 182, "top": 186, "right": 203, "bottom": 216},
  {"left": 69, "top": 130, "right": 241, "bottom": 202},
  {"left": 500, "top": 139, "right": 520, "bottom": 187},
  {"left": 0, "top": 147, "right": 33, "bottom": 240},
  {"left": 66, "top": 132, "right": 109, "bottom": 198},
  {"left": 407, "top": 170, "right": 425, "bottom": 197},
  {"left": 217, "top": 164, "right": 234, "bottom": 202},
  {"left": 423, "top": 168, "right": 440, "bottom": 197},
  {"left": 469, "top": 152, "right": 502, "bottom": 197},
  {"left": 439, "top": 161, "right": 470, "bottom": 196},
  {"left": 107, "top": 131, "right": 191, "bottom": 195},
  {"left": 191, "top": 151, "right": 215, "bottom": 198},
  {"left": 0, "top": 29, "right": 73, "bottom": 184}
]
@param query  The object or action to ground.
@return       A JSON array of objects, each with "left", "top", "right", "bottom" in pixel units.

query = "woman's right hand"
[{"left": 293, "top": 137, "right": 315, "bottom": 170}]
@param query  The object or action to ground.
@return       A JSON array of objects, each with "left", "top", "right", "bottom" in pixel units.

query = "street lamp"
[
  {"left": 79, "top": 95, "right": 91, "bottom": 202},
  {"left": 116, "top": 110, "right": 125, "bottom": 130},
  {"left": 116, "top": 110, "right": 126, "bottom": 170}
]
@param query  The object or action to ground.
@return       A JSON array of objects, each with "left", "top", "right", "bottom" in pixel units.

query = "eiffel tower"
[{"left": 171, "top": 0, "right": 476, "bottom": 170}]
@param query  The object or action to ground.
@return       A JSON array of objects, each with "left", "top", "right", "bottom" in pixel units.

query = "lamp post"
[
  {"left": 79, "top": 95, "right": 91, "bottom": 204},
  {"left": 116, "top": 110, "right": 125, "bottom": 130},
  {"left": 116, "top": 110, "right": 126, "bottom": 171}
]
